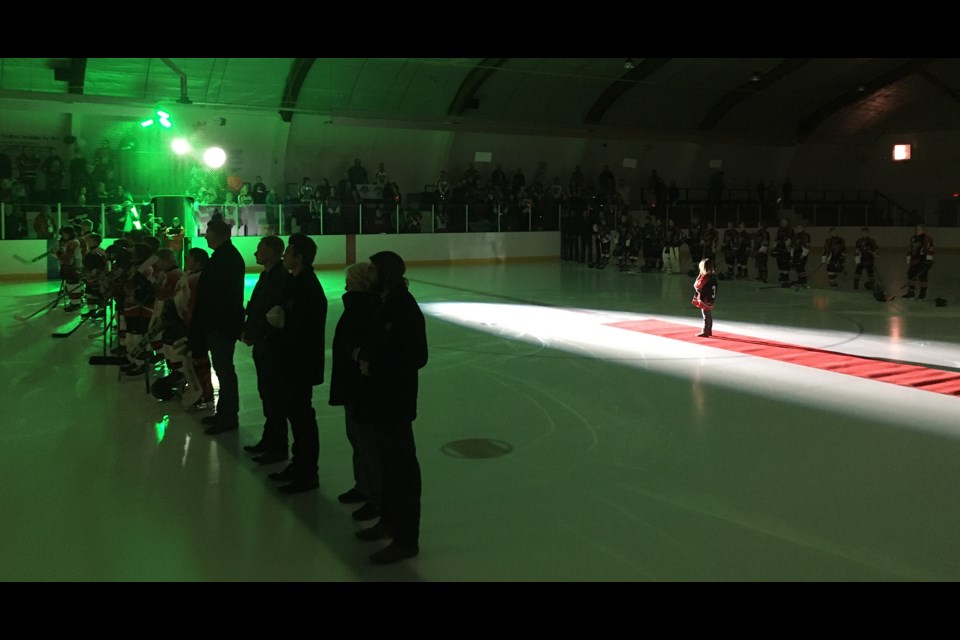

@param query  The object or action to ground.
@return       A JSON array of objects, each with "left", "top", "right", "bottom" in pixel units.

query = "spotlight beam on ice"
[{"left": 420, "top": 302, "right": 960, "bottom": 439}]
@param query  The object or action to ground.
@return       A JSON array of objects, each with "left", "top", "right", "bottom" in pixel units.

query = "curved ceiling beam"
[
  {"left": 698, "top": 58, "right": 810, "bottom": 131},
  {"left": 279, "top": 58, "right": 317, "bottom": 123},
  {"left": 917, "top": 67, "right": 960, "bottom": 109},
  {"left": 796, "top": 58, "right": 937, "bottom": 142},
  {"left": 583, "top": 58, "right": 671, "bottom": 125},
  {"left": 448, "top": 58, "right": 508, "bottom": 115}
]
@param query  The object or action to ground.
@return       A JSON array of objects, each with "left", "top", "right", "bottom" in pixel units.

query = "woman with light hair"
[{"left": 329, "top": 261, "right": 384, "bottom": 522}]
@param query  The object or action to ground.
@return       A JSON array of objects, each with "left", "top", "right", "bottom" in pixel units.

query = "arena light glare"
[
  {"left": 893, "top": 144, "right": 911, "bottom": 161},
  {"left": 203, "top": 147, "right": 227, "bottom": 169},
  {"left": 141, "top": 110, "right": 172, "bottom": 128},
  {"left": 171, "top": 138, "right": 191, "bottom": 155}
]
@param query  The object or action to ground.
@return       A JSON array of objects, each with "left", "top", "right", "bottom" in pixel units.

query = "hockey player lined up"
[
  {"left": 147, "top": 249, "right": 184, "bottom": 381},
  {"left": 903, "top": 224, "right": 935, "bottom": 300},
  {"left": 853, "top": 227, "right": 878, "bottom": 290},
  {"left": 57, "top": 225, "right": 84, "bottom": 312},
  {"left": 120, "top": 243, "right": 158, "bottom": 377},
  {"left": 792, "top": 224, "right": 812, "bottom": 287},
  {"left": 701, "top": 222, "right": 718, "bottom": 262},
  {"left": 752, "top": 225, "right": 771, "bottom": 283},
  {"left": 687, "top": 214, "right": 705, "bottom": 267},
  {"left": 772, "top": 218, "right": 794, "bottom": 283},
  {"left": 640, "top": 217, "right": 658, "bottom": 271},
  {"left": 174, "top": 248, "right": 215, "bottom": 406},
  {"left": 619, "top": 221, "right": 641, "bottom": 271},
  {"left": 734, "top": 222, "right": 751, "bottom": 279},
  {"left": 593, "top": 217, "right": 612, "bottom": 269},
  {"left": 662, "top": 218, "right": 683, "bottom": 274},
  {"left": 721, "top": 221, "right": 738, "bottom": 279},
  {"left": 822, "top": 228, "right": 846, "bottom": 288},
  {"left": 81, "top": 233, "right": 109, "bottom": 319}
]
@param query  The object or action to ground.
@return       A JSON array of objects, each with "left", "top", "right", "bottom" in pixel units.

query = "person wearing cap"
[{"left": 353, "top": 250, "right": 428, "bottom": 564}]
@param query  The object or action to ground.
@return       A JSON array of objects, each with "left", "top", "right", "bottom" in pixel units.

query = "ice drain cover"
[{"left": 441, "top": 438, "right": 513, "bottom": 459}]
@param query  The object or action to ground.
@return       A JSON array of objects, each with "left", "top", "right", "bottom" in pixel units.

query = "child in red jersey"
[{"left": 692, "top": 257, "right": 718, "bottom": 338}]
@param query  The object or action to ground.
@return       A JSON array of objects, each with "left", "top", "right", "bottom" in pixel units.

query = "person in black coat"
[
  {"left": 192, "top": 218, "right": 246, "bottom": 434},
  {"left": 354, "top": 251, "right": 428, "bottom": 564},
  {"left": 241, "top": 235, "right": 290, "bottom": 463},
  {"left": 265, "top": 233, "right": 328, "bottom": 494},
  {"left": 329, "top": 262, "right": 383, "bottom": 521}
]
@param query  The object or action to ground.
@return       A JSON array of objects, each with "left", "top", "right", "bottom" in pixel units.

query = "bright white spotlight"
[
  {"left": 171, "top": 138, "right": 191, "bottom": 155},
  {"left": 203, "top": 147, "right": 227, "bottom": 169}
]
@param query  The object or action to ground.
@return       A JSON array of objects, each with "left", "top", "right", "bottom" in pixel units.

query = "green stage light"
[
  {"left": 203, "top": 146, "right": 227, "bottom": 169},
  {"left": 171, "top": 138, "right": 191, "bottom": 155},
  {"left": 141, "top": 119, "right": 154, "bottom": 127}
]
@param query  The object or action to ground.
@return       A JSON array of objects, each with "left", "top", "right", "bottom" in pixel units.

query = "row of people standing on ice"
[
  {"left": 196, "top": 225, "right": 428, "bottom": 566},
  {"left": 565, "top": 213, "right": 936, "bottom": 292},
  {"left": 54, "top": 219, "right": 428, "bottom": 565}
]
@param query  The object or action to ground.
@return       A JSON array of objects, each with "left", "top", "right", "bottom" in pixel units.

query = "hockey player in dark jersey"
[
  {"left": 821, "top": 227, "right": 846, "bottom": 288},
  {"left": 735, "top": 222, "right": 751, "bottom": 279},
  {"left": 772, "top": 218, "right": 794, "bottom": 283},
  {"left": 752, "top": 224, "right": 771, "bottom": 283},
  {"left": 56, "top": 225, "right": 84, "bottom": 312},
  {"left": 903, "top": 224, "right": 935, "bottom": 300},
  {"left": 721, "top": 221, "right": 737, "bottom": 279},
  {"left": 686, "top": 214, "right": 705, "bottom": 268},
  {"left": 853, "top": 227, "right": 879, "bottom": 290},
  {"left": 792, "top": 224, "right": 812, "bottom": 287},
  {"left": 701, "top": 222, "right": 718, "bottom": 262},
  {"left": 662, "top": 218, "right": 684, "bottom": 274}
]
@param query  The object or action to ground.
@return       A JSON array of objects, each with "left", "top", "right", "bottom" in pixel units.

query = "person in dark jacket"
[
  {"left": 329, "top": 262, "right": 383, "bottom": 521},
  {"left": 354, "top": 251, "right": 428, "bottom": 564},
  {"left": 192, "top": 218, "right": 246, "bottom": 434},
  {"left": 241, "top": 235, "right": 290, "bottom": 463},
  {"left": 265, "top": 233, "right": 328, "bottom": 494}
]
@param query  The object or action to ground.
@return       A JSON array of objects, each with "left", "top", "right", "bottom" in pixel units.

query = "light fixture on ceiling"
[
  {"left": 857, "top": 84, "right": 867, "bottom": 93},
  {"left": 751, "top": 71, "right": 761, "bottom": 82},
  {"left": 624, "top": 58, "right": 635, "bottom": 70}
]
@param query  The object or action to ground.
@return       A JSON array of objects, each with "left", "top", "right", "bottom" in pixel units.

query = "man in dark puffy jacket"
[{"left": 354, "top": 251, "right": 428, "bottom": 564}]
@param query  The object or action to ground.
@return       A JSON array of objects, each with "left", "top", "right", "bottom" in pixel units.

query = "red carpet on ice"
[{"left": 608, "top": 319, "right": 960, "bottom": 397}]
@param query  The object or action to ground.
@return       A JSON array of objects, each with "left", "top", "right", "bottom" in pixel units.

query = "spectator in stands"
[
  {"left": 252, "top": 175, "right": 268, "bottom": 205},
  {"left": 648, "top": 169, "right": 666, "bottom": 208},
  {"left": 490, "top": 164, "right": 507, "bottom": 191},
  {"left": 237, "top": 183, "right": 254, "bottom": 236},
  {"left": 569, "top": 165, "right": 585, "bottom": 193},
  {"left": 464, "top": 163, "right": 480, "bottom": 189},
  {"left": 374, "top": 162, "right": 388, "bottom": 185},
  {"left": 41, "top": 146, "right": 64, "bottom": 204},
  {"left": 616, "top": 178, "right": 632, "bottom": 208},
  {"left": 349, "top": 159, "right": 369, "bottom": 189},
  {"left": 598, "top": 165, "right": 616, "bottom": 197},
  {"left": 265, "top": 187, "right": 279, "bottom": 235}
]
